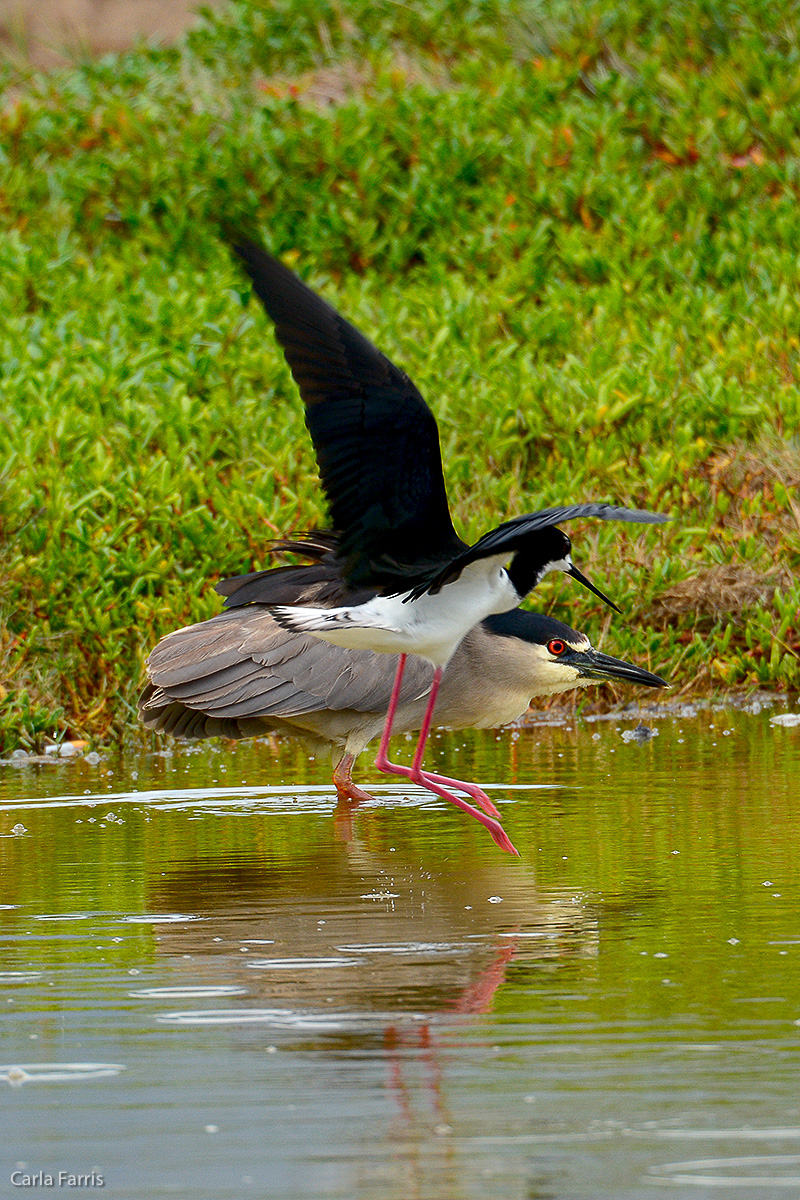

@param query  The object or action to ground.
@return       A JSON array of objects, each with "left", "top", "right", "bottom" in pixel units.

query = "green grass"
[{"left": 1, "top": 0, "right": 799, "bottom": 750}]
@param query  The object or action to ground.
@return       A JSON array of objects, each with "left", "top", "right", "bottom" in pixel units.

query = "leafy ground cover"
[{"left": 0, "top": 0, "right": 799, "bottom": 750}]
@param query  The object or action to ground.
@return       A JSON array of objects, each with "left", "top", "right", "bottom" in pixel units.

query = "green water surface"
[{"left": 1, "top": 701, "right": 799, "bottom": 1199}]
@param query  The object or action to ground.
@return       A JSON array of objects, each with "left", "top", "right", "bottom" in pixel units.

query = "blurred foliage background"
[{"left": 0, "top": 0, "right": 798, "bottom": 750}]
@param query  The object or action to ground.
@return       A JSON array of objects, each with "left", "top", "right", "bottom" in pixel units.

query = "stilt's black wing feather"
[
  {"left": 409, "top": 504, "right": 670, "bottom": 597},
  {"left": 215, "top": 531, "right": 376, "bottom": 609},
  {"left": 227, "top": 238, "right": 465, "bottom": 587}
]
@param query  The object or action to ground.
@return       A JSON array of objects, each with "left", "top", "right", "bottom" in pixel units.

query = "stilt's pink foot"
[
  {"left": 485, "top": 819, "right": 520, "bottom": 856},
  {"left": 376, "top": 755, "right": 518, "bottom": 855},
  {"left": 408, "top": 766, "right": 519, "bottom": 856},
  {"left": 374, "top": 759, "right": 502, "bottom": 820},
  {"left": 417, "top": 770, "right": 502, "bottom": 820}
]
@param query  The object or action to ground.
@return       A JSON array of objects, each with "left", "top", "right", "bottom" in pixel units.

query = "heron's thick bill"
[
  {"left": 575, "top": 648, "right": 668, "bottom": 690},
  {"left": 567, "top": 564, "right": 620, "bottom": 614}
]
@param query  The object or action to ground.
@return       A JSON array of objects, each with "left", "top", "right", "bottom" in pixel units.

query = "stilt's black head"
[{"left": 505, "top": 527, "right": 619, "bottom": 612}]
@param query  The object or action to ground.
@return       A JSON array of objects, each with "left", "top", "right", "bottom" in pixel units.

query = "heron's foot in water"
[{"left": 333, "top": 754, "right": 377, "bottom": 806}]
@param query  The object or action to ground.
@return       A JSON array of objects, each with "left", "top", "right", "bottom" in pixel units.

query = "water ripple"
[
  {"left": 245, "top": 956, "right": 365, "bottom": 970},
  {"left": 156, "top": 1008, "right": 427, "bottom": 1029},
  {"left": 1, "top": 1062, "right": 125, "bottom": 1086},
  {"left": 121, "top": 914, "right": 204, "bottom": 924},
  {"left": 129, "top": 985, "right": 248, "bottom": 999},
  {"left": 649, "top": 1153, "right": 800, "bottom": 1187},
  {"left": 335, "top": 942, "right": 467, "bottom": 956}
]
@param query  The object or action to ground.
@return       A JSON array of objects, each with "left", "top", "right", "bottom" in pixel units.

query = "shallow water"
[{"left": 2, "top": 700, "right": 800, "bottom": 1199}]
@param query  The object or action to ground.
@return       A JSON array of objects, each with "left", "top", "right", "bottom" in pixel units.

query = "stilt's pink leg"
[
  {"left": 375, "top": 662, "right": 501, "bottom": 819},
  {"left": 375, "top": 664, "right": 518, "bottom": 856},
  {"left": 375, "top": 653, "right": 409, "bottom": 773},
  {"left": 410, "top": 671, "right": 502, "bottom": 818},
  {"left": 408, "top": 667, "right": 444, "bottom": 778}
]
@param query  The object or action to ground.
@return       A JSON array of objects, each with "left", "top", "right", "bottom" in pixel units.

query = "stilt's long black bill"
[{"left": 568, "top": 564, "right": 621, "bottom": 613}]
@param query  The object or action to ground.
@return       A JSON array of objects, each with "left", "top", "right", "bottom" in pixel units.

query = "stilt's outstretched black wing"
[
  {"left": 409, "top": 504, "right": 670, "bottom": 597},
  {"left": 227, "top": 238, "right": 465, "bottom": 588},
  {"left": 215, "top": 532, "right": 375, "bottom": 609}
]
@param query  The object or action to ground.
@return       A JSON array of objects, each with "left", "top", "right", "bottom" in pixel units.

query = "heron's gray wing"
[
  {"left": 137, "top": 687, "right": 275, "bottom": 741},
  {"left": 139, "top": 607, "right": 434, "bottom": 733}
]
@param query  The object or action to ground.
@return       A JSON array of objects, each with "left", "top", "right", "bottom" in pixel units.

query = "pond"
[{"left": 2, "top": 699, "right": 800, "bottom": 1198}]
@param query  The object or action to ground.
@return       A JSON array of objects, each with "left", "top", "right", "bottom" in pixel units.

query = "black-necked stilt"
[{"left": 220, "top": 238, "right": 669, "bottom": 853}]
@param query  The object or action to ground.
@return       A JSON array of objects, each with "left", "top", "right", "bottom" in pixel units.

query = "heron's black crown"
[{"left": 483, "top": 608, "right": 583, "bottom": 647}]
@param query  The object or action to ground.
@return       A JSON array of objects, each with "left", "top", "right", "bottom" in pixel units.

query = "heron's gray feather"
[{"left": 141, "top": 605, "right": 434, "bottom": 733}]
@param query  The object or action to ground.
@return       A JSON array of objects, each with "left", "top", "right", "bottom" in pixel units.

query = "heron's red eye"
[{"left": 547, "top": 639, "right": 566, "bottom": 656}]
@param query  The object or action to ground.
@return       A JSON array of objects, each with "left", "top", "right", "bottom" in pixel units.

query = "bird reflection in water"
[{"left": 143, "top": 836, "right": 589, "bottom": 1192}]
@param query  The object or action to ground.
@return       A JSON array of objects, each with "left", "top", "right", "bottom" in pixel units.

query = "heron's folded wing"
[{"left": 140, "top": 607, "right": 433, "bottom": 730}]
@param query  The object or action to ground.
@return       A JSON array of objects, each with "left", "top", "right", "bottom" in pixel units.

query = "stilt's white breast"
[{"left": 272, "top": 553, "right": 520, "bottom": 666}]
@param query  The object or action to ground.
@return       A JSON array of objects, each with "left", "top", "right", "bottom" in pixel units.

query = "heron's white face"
[{"left": 527, "top": 634, "right": 593, "bottom": 694}]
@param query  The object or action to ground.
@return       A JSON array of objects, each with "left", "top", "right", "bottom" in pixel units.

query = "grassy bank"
[{"left": 1, "top": 0, "right": 799, "bottom": 750}]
